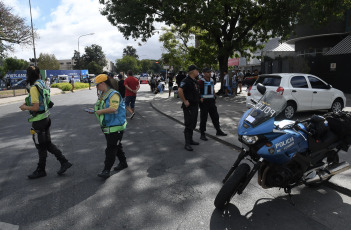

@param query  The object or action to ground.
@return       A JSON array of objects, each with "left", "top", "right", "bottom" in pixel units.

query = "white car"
[{"left": 246, "top": 73, "right": 346, "bottom": 119}]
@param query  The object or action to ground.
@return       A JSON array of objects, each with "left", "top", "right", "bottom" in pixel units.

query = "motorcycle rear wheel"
[{"left": 214, "top": 163, "right": 250, "bottom": 210}]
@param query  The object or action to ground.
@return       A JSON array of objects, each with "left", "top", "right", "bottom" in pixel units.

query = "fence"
[{"left": 0, "top": 88, "right": 28, "bottom": 98}]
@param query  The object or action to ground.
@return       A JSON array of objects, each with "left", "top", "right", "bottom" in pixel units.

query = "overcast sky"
[{"left": 3, "top": 0, "right": 165, "bottom": 63}]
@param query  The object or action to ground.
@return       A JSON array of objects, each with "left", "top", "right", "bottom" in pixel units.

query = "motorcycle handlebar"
[{"left": 293, "top": 120, "right": 313, "bottom": 136}]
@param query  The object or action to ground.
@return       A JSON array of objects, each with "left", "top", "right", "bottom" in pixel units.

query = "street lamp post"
[
  {"left": 29, "top": 0, "right": 37, "bottom": 66},
  {"left": 77, "top": 33, "right": 94, "bottom": 69}
]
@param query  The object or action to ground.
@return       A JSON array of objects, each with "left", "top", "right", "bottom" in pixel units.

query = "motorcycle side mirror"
[{"left": 257, "top": 83, "right": 266, "bottom": 95}]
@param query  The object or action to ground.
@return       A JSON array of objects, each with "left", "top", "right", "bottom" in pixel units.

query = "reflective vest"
[
  {"left": 200, "top": 77, "right": 215, "bottom": 99},
  {"left": 25, "top": 80, "right": 50, "bottom": 122},
  {"left": 94, "top": 88, "right": 127, "bottom": 133}
]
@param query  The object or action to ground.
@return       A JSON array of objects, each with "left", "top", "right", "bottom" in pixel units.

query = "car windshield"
[{"left": 244, "top": 91, "right": 287, "bottom": 126}]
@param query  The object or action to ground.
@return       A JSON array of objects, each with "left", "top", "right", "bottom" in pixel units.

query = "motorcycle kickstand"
[{"left": 284, "top": 187, "right": 295, "bottom": 206}]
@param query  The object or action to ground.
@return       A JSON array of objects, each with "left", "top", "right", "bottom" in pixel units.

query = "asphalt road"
[{"left": 1, "top": 85, "right": 351, "bottom": 230}]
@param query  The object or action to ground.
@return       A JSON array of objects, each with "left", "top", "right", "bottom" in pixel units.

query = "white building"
[{"left": 57, "top": 57, "right": 114, "bottom": 72}]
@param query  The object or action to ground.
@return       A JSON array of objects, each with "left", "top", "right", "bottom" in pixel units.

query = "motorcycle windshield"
[{"left": 244, "top": 91, "right": 287, "bottom": 127}]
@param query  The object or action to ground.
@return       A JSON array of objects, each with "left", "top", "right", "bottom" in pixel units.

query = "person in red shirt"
[{"left": 124, "top": 70, "right": 140, "bottom": 119}]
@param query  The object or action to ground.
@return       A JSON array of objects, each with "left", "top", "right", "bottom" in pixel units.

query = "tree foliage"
[
  {"left": 37, "top": 53, "right": 60, "bottom": 70},
  {"left": 115, "top": 55, "right": 140, "bottom": 73},
  {"left": 87, "top": 61, "right": 103, "bottom": 75},
  {"left": 99, "top": 0, "right": 351, "bottom": 77},
  {"left": 0, "top": 57, "right": 28, "bottom": 78},
  {"left": 81, "top": 44, "right": 107, "bottom": 69},
  {"left": 0, "top": 1, "right": 35, "bottom": 57},
  {"left": 123, "top": 46, "right": 139, "bottom": 59}
]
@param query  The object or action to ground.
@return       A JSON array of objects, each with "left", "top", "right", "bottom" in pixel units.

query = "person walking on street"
[
  {"left": 198, "top": 68, "right": 227, "bottom": 141},
  {"left": 70, "top": 76, "right": 75, "bottom": 92},
  {"left": 168, "top": 74, "right": 174, "bottom": 97},
  {"left": 88, "top": 77, "right": 92, "bottom": 90},
  {"left": 117, "top": 74, "right": 125, "bottom": 99},
  {"left": 124, "top": 70, "right": 140, "bottom": 119},
  {"left": 19, "top": 66, "right": 72, "bottom": 179},
  {"left": 89, "top": 74, "right": 128, "bottom": 179},
  {"left": 178, "top": 65, "right": 201, "bottom": 151}
]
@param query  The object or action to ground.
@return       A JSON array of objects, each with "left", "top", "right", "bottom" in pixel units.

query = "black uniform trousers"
[
  {"left": 104, "top": 131, "right": 126, "bottom": 170},
  {"left": 32, "top": 117, "right": 68, "bottom": 170},
  {"left": 183, "top": 104, "right": 198, "bottom": 144},
  {"left": 199, "top": 99, "right": 220, "bottom": 133}
]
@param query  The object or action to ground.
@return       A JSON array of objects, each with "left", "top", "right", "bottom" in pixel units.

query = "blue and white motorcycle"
[{"left": 214, "top": 84, "right": 351, "bottom": 210}]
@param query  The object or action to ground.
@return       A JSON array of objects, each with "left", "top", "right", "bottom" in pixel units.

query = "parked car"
[
  {"left": 11, "top": 79, "right": 27, "bottom": 89},
  {"left": 246, "top": 73, "right": 346, "bottom": 119}
]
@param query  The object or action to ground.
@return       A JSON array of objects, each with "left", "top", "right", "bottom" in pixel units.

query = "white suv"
[{"left": 246, "top": 73, "right": 346, "bottom": 119}]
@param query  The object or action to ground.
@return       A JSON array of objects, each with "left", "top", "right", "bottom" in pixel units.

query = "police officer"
[
  {"left": 198, "top": 68, "right": 227, "bottom": 141},
  {"left": 20, "top": 66, "right": 72, "bottom": 179},
  {"left": 178, "top": 65, "right": 201, "bottom": 151},
  {"left": 90, "top": 74, "right": 128, "bottom": 179}
]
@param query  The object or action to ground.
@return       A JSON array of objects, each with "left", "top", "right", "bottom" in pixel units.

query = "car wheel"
[
  {"left": 330, "top": 99, "right": 343, "bottom": 113},
  {"left": 284, "top": 102, "right": 296, "bottom": 119}
]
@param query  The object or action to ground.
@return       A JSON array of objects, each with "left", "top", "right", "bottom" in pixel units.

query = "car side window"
[
  {"left": 291, "top": 76, "right": 308, "bottom": 88},
  {"left": 256, "top": 77, "right": 281, "bottom": 86},
  {"left": 308, "top": 76, "right": 329, "bottom": 89}
]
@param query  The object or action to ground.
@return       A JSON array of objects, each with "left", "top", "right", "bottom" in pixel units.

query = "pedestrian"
[
  {"left": 88, "top": 77, "right": 92, "bottom": 90},
  {"left": 198, "top": 67, "right": 227, "bottom": 141},
  {"left": 168, "top": 74, "right": 174, "bottom": 97},
  {"left": 237, "top": 69, "right": 244, "bottom": 94},
  {"left": 71, "top": 76, "right": 75, "bottom": 92},
  {"left": 177, "top": 64, "right": 201, "bottom": 151},
  {"left": 45, "top": 77, "right": 50, "bottom": 89},
  {"left": 90, "top": 74, "right": 128, "bottom": 179},
  {"left": 19, "top": 66, "right": 72, "bottom": 179},
  {"left": 223, "top": 71, "right": 230, "bottom": 97},
  {"left": 124, "top": 70, "right": 140, "bottom": 119},
  {"left": 117, "top": 74, "right": 125, "bottom": 99}
]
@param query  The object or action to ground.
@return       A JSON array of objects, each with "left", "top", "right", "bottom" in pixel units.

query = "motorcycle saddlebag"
[{"left": 324, "top": 111, "right": 351, "bottom": 142}]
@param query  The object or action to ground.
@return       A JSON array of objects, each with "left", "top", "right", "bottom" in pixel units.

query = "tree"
[
  {"left": 139, "top": 59, "right": 153, "bottom": 73},
  {"left": 0, "top": 2, "right": 35, "bottom": 57},
  {"left": 115, "top": 55, "right": 140, "bottom": 73},
  {"left": 99, "top": 0, "right": 351, "bottom": 79},
  {"left": 71, "top": 50, "right": 80, "bottom": 70},
  {"left": 81, "top": 44, "right": 107, "bottom": 69},
  {"left": 4, "top": 57, "right": 28, "bottom": 72},
  {"left": 37, "top": 53, "right": 60, "bottom": 70},
  {"left": 87, "top": 61, "right": 103, "bottom": 75},
  {"left": 123, "top": 46, "right": 139, "bottom": 59}
]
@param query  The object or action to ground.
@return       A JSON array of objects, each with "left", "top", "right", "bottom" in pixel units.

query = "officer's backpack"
[{"left": 35, "top": 82, "right": 54, "bottom": 109}]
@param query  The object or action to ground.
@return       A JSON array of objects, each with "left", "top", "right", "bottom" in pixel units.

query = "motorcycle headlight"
[{"left": 242, "top": 135, "right": 259, "bottom": 145}]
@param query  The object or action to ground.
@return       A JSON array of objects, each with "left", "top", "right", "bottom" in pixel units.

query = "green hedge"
[{"left": 51, "top": 82, "right": 90, "bottom": 91}]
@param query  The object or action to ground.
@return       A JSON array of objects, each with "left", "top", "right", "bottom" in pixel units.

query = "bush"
[{"left": 51, "top": 82, "right": 89, "bottom": 91}]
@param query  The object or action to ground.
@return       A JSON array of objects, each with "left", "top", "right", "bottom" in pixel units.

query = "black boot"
[
  {"left": 190, "top": 140, "right": 199, "bottom": 145},
  {"left": 216, "top": 130, "right": 227, "bottom": 136},
  {"left": 200, "top": 132, "right": 208, "bottom": 141},
  {"left": 184, "top": 144, "right": 193, "bottom": 151},
  {"left": 98, "top": 169, "right": 110, "bottom": 178},
  {"left": 114, "top": 161, "right": 128, "bottom": 171},
  {"left": 57, "top": 161, "right": 73, "bottom": 175},
  {"left": 28, "top": 168, "right": 47, "bottom": 179}
]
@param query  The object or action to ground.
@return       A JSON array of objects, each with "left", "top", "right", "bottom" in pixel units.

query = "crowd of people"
[{"left": 19, "top": 64, "right": 259, "bottom": 179}]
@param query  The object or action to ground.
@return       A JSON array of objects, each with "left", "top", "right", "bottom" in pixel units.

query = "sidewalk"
[
  {"left": 151, "top": 86, "right": 351, "bottom": 193},
  {"left": 0, "top": 87, "right": 65, "bottom": 106}
]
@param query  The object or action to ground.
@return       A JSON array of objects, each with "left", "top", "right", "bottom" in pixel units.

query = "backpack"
[{"left": 35, "top": 82, "right": 54, "bottom": 109}]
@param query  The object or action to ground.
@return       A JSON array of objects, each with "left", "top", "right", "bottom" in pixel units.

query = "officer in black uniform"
[
  {"left": 198, "top": 67, "right": 227, "bottom": 141},
  {"left": 178, "top": 65, "right": 201, "bottom": 151}
]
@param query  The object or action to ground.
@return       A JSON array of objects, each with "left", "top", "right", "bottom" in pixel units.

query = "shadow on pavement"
[{"left": 210, "top": 186, "right": 351, "bottom": 229}]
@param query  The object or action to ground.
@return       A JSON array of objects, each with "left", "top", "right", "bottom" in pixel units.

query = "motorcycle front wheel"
[{"left": 214, "top": 163, "right": 250, "bottom": 210}]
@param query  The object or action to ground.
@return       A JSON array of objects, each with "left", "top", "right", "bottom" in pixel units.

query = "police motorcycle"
[{"left": 214, "top": 84, "right": 351, "bottom": 210}]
